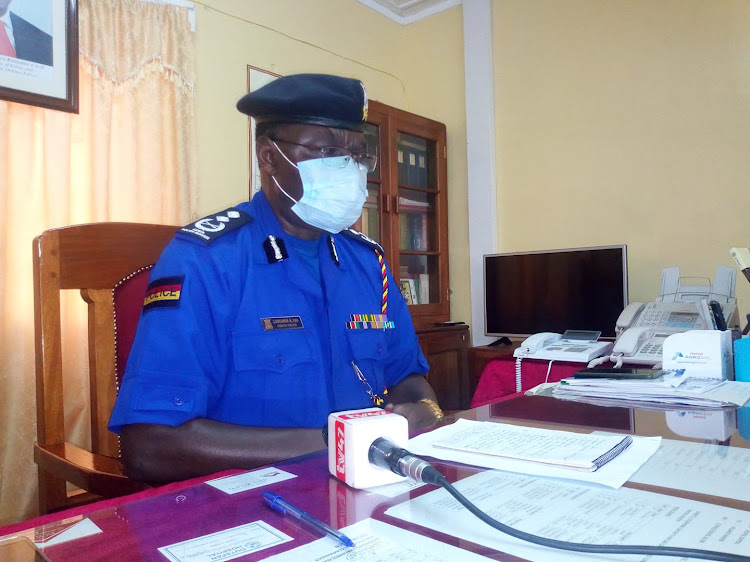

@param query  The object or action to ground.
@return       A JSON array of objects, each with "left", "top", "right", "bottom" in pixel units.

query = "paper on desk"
[
  {"left": 262, "top": 518, "right": 494, "bottom": 561},
  {"left": 385, "top": 470, "right": 750, "bottom": 562},
  {"left": 629, "top": 438, "right": 750, "bottom": 502},
  {"left": 408, "top": 419, "right": 660, "bottom": 488},
  {"left": 554, "top": 376, "right": 750, "bottom": 408},
  {"left": 158, "top": 520, "right": 292, "bottom": 562}
]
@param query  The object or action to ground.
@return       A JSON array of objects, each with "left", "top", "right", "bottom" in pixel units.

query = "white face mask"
[{"left": 271, "top": 141, "right": 368, "bottom": 234}]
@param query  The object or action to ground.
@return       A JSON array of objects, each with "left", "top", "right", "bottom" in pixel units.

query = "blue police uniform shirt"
[{"left": 109, "top": 191, "right": 429, "bottom": 432}]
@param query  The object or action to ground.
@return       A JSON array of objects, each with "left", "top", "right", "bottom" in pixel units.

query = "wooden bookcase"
[
  {"left": 355, "top": 101, "right": 469, "bottom": 410},
  {"left": 357, "top": 100, "right": 449, "bottom": 327}
]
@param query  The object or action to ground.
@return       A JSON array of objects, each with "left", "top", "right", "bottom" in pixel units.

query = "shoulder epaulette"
[
  {"left": 341, "top": 228, "right": 384, "bottom": 254},
  {"left": 176, "top": 208, "right": 253, "bottom": 245}
]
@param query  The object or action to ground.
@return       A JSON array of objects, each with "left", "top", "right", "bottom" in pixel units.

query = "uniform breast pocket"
[
  {"left": 346, "top": 329, "right": 389, "bottom": 392},
  {"left": 231, "top": 330, "right": 320, "bottom": 400}
]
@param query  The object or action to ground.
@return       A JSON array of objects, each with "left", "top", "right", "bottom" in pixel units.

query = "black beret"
[{"left": 236, "top": 73, "right": 368, "bottom": 132}]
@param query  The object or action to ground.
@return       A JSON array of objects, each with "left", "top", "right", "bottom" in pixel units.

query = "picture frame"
[
  {"left": 246, "top": 65, "right": 281, "bottom": 196},
  {"left": 0, "top": 0, "right": 79, "bottom": 113}
]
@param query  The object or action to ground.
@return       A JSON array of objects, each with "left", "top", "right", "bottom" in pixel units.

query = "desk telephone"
[
  {"left": 514, "top": 331, "right": 614, "bottom": 363},
  {"left": 612, "top": 266, "right": 739, "bottom": 366}
]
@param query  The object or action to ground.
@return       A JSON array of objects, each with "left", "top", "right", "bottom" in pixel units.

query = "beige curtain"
[{"left": 0, "top": 0, "right": 196, "bottom": 526}]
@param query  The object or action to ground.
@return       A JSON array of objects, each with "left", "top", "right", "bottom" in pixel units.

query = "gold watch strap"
[{"left": 417, "top": 398, "right": 445, "bottom": 421}]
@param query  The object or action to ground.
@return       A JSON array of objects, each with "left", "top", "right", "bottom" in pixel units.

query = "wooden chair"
[{"left": 33, "top": 222, "right": 178, "bottom": 514}]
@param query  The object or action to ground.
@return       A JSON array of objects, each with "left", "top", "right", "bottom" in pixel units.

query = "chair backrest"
[{"left": 33, "top": 222, "right": 178, "bottom": 512}]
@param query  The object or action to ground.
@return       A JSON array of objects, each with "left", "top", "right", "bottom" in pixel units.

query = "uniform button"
[
  {"left": 376, "top": 344, "right": 383, "bottom": 354},
  {"left": 173, "top": 397, "right": 184, "bottom": 407},
  {"left": 276, "top": 356, "right": 284, "bottom": 366}
]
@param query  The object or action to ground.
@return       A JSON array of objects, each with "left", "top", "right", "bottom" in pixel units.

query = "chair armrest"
[{"left": 34, "top": 442, "right": 149, "bottom": 498}]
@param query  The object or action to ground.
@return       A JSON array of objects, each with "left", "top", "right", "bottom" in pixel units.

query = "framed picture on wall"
[
  {"left": 0, "top": 0, "right": 78, "bottom": 113},
  {"left": 246, "top": 65, "right": 281, "bottom": 196}
]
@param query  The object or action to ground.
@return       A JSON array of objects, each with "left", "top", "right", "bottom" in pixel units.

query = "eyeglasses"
[{"left": 270, "top": 138, "right": 378, "bottom": 173}]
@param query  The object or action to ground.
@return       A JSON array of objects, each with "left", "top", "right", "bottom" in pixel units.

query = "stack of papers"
[
  {"left": 430, "top": 421, "right": 632, "bottom": 472},
  {"left": 408, "top": 419, "right": 660, "bottom": 488},
  {"left": 552, "top": 370, "right": 750, "bottom": 408}
]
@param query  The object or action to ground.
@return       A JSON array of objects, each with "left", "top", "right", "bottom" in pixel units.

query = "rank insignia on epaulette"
[
  {"left": 327, "top": 235, "right": 339, "bottom": 266},
  {"left": 177, "top": 208, "right": 253, "bottom": 244},
  {"left": 264, "top": 235, "right": 289, "bottom": 263},
  {"left": 341, "top": 228, "right": 384, "bottom": 254}
]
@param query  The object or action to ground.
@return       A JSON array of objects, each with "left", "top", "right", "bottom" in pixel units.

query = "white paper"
[
  {"left": 431, "top": 420, "right": 632, "bottom": 470},
  {"left": 630, "top": 438, "right": 750, "bottom": 502},
  {"left": 365, "top": 477, "right": 426, "bottom": 498},
  {"left": 262, "top": 517, "right": 494, "bottom": 561},
  {"left": 408, "top": 419, "right": 660, "bottom": 488},
  {"left": 205, "top": 467, "right": 296, "bottom": 494},
  {"left": 555, "top": 377, "right": 750, "bottom": 407},
  {"left": 158, "top": 521, "right": 292, "bottom": 562},
  {"left": 386, "top": 470, "right": 750, "bottom": 561},
  {"left": 21, "top": 517, "right": 102, "bottom": 547}
]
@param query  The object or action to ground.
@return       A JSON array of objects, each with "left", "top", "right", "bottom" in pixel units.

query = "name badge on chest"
[{"left": 261, "top": 316, "right": 304, "bottom": 331}]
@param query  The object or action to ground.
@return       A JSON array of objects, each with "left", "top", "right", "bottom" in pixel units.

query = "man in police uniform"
[{"left": 109, "top": 73, "right": 443, "bottom": 484}]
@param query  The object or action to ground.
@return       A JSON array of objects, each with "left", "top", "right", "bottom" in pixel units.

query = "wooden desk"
[{"left": 3, "top": 396, "right": 750, "bottom": 560}]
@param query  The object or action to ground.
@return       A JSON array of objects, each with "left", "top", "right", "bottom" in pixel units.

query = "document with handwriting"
[
  {"left": 386, "top": 470, "right": 750, "bottom": 561},
  {"left": 431, "top": 419, "right": 631, "bottom": 471},
  {"left": 408, "top": 419, "right": 660, "bottom": 488}
]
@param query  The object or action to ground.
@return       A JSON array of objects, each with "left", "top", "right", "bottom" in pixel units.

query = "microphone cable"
[{"left": 369, "top": 438, "right": 750, "bottom": 562}]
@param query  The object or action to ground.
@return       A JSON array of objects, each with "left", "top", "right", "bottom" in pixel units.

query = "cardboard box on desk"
[{"left": 662, "top": 330, "right": 733, "bottom": 380}]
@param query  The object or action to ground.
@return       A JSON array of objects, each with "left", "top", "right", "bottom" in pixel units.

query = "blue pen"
[{"left": 262, "top": 491, "right": 355, "bottom": 548}]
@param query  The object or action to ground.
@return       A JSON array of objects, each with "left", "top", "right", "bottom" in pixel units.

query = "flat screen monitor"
[{"left": 484, "top": 245, "right": 628, "bottom": 339}]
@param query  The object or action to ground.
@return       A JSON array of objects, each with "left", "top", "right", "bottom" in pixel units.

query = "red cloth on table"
[{"left": 470, "top": 357, "right": 581, "bottom": 408}]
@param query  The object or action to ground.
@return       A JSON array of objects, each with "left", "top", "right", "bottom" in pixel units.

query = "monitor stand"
[{"left": 488, "top": 337, "right": 512, "bottom": 347}]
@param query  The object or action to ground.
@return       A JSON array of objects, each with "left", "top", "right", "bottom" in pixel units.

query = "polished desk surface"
[{"left": 6, "top": 395, "right": 750, "bottom": 561}]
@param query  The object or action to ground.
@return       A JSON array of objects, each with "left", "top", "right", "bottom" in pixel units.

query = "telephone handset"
[
  {"left": 613, "top": 301, "right": 708, "bottom": 365},
  {"left": 517, "top": 332, "right": 562, "bottom": 355}
]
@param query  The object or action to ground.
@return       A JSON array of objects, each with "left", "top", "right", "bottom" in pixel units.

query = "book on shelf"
[
  {"left": 399, "top": 279, "right": 414, "bottom": 305},
  {"left": 418, "top": 273, "right": 430, "bottom": 304},
  {"left": 398, "top": 196, "right": 431, "bottom": 210}
]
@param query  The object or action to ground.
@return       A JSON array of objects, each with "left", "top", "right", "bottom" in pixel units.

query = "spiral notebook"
[{"left": 431, "top": 420, "right": 633, "bottom": 472}]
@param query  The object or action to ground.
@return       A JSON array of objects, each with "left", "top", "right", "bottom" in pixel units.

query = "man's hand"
[
  {"left": 384, "top": 374, "right": 444, "bottom": 432},
  {"left": 384, "top": 399, "right": 443, "bottom": 431}
]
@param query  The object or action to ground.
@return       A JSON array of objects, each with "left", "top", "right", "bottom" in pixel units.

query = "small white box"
[
  {"left": 662, "top": 330, "right": 733, "bottom": 380},
  {"left": 328, "top": 407, "right": 408, "bottom": 489}
]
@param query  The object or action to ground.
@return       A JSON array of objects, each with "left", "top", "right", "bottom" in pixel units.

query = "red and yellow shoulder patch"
[{"left": 143, "top": 275, "right": 184, "bottom": 311}]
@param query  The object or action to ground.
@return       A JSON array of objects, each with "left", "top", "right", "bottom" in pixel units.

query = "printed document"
[
  {"left": 630, "top": 438, "right": 750, "bottom": 502},
  {"left": 263, "top": 517, "right": 493, "bottom": 561},
  {"left": 158, "top": 521, "right": 291, "bottom": 562},
  {"left": 386, "top": 470, "right": 750, "bottom": 561},
  {"left": 408, "top": 419, "right": 660, "bottom": 488}
]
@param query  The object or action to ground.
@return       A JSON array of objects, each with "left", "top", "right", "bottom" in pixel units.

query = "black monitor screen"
[{"left": 484, "top": 245, "right": 628, "bottom": 339}]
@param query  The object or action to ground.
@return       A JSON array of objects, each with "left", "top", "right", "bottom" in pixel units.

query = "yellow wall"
[
  {"left": 493, "top": 0, "right": 750, "bottom": 321},
  {"left": 192, "top": 0, "right": 472, "bottom": 324}
]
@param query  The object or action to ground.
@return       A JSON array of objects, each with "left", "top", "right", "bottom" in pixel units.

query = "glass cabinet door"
[
  {"left": 359, "top": 122, "right": 381, "bottom": 244},
  {"left": 356, "top": 100, "right": 449, "bottom": 326},
  {"left": 396, "top": 132, "right": 439, "bottom": 306}
]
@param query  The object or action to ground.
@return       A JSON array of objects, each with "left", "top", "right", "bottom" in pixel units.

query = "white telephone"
[
  {"left": 514, "top": 331, "right": 614, "bottom": 362},
  {"left": 516, "top": 332, "right": 562, "bottom": 355},
  {"left": 612, "top": 301, "right": 711, "bottom": 365}
]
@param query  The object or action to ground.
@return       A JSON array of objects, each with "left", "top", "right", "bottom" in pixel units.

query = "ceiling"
[{"left": 354, "top": 0, "right": 462, "bottom": 24}]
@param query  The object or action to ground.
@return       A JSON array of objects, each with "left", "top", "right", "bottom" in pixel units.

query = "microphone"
[
  {"left": 327, "top": 407, "right": 445, "bottom": 488},
  {"left": 368, "top": 437, "right": 445, "bottom": 486}
]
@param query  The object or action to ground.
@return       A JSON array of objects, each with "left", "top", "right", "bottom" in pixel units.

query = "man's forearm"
[{"left": 121, "top": 419, "right": 325, "bottom": 484}]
